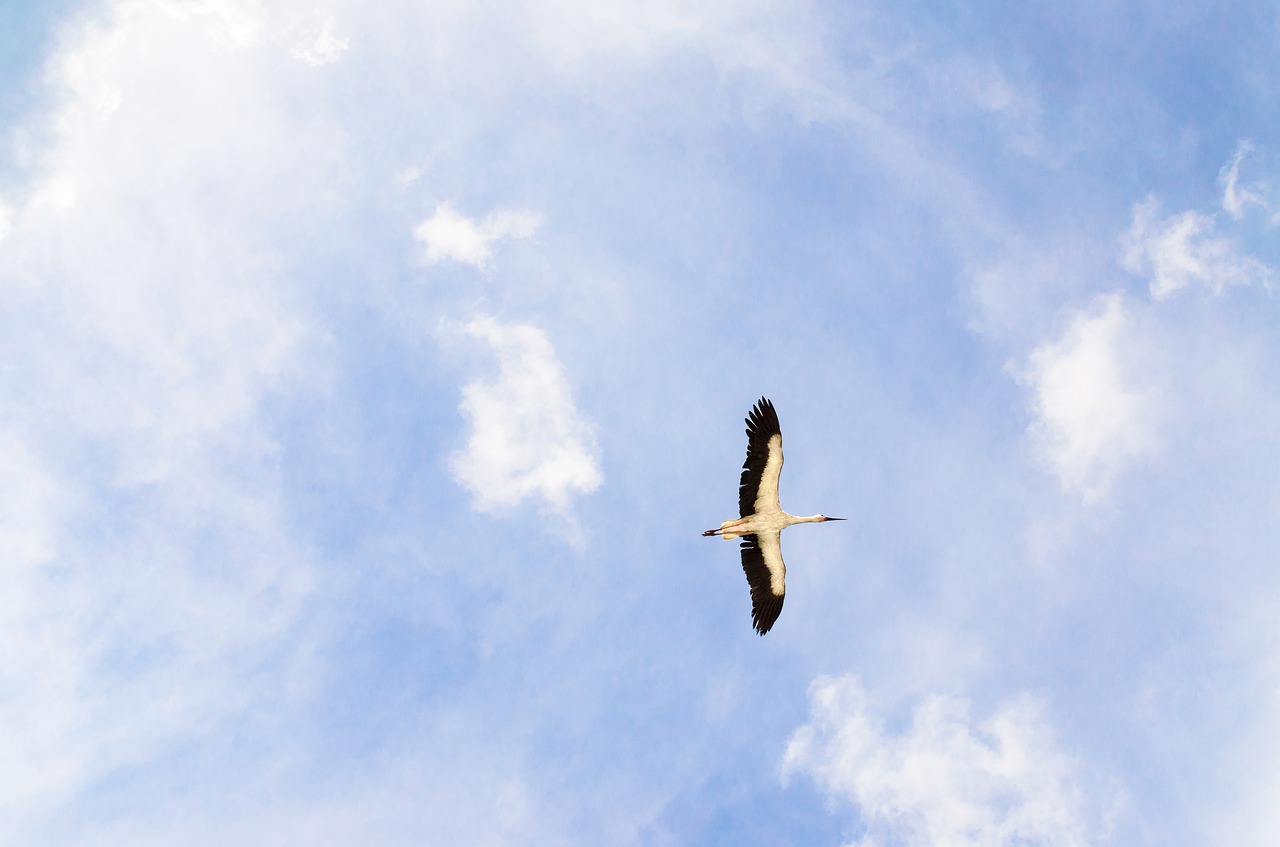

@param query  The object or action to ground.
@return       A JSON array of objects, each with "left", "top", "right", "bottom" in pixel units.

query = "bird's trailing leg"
[{"left": 702, "top": 518, "right": 747, "bottom": 540}]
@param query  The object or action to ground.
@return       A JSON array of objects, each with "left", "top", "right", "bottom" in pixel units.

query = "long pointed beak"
[{"left": 824, "top": 517, "right": 846, "bottom": 521}]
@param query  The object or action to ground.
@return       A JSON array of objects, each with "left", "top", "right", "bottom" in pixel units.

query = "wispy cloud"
[
  {"left": 1219, "top": 140, "right": 1269, "bottom": 221},
  {"left": 174, "top": 0, "right": 267, "bottom": 52},
  {"left": 0, "top": 0, "right": 323, "bottom": 825},
  {"left": 5, "top": 0, "right": 1278, "bottom": 843},
  {"left": 414, "top": 203, "right": 540, "bottom": 268},
  {"left": 1122, "top": 197, "right": 1275, "bottom": 300},
  {"left": 289, "top": 12, "right": 350, "bottom": 66},
  {"left": 1018, "top": 294, "right": 1159, "bottom": 501},
  {"left": 451, "top": 317, "right": 602, "bottom": 519},
  {"left": 1014, "top": 145, "right": 1279, "bottom": 501},
  {"left": 784, "top": 677, "right": 1098, "bottom": 847}
]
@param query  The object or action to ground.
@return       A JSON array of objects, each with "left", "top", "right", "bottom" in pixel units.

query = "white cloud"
[
  {"left": 1019, "top": 294, "right": 1158, "bottom": 501},
  {"left": 414, "top": 202, "right": 540, "bottom": 268},
  {"left": 783, "top": 676, "right": 1095, "bottom": 847},
  {"left": 289, "top": 11, "right": 349, "bottom": 66},
  {"left": 157, "top": 0, "right": 268, "bottom": 52},
  {"left": 516, "top": 0, "right": 700, "bottom": 61},
  {"left": 1122, "top": 196, "right": 1275, "bottom": 300},
  {"left": 0, "top": 433, "right": 79, "bottom": 812},
  {"left": 451, "top": 317, "right": 602, "bottom": 517},
  {"left": 0, "top": 0, "right": 1199, "bottom": 841},
  {"left": 0, "top": 0, "right": 328, "bottom": 828},
  {"left": 1219, "top": 140, "right": 1269, "bottom": 221},
  {"left": 397, "top": 165, "right": 424, "bottom": 187}
]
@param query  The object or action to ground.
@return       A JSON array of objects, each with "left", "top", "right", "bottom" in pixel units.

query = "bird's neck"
[{"left": 792, "top": 514, "right": 825, "bottom": 524}]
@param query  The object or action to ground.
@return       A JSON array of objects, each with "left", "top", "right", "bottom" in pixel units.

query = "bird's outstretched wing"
[
  {"left": 740, "top": 531, "right": 785, "bottom": 635},
  {"left": 739, "top": 397, "right": 783, "bottom": 518}
]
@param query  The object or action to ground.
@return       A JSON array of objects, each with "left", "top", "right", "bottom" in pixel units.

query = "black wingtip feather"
[
  {"left": 738, "top": 397, "right": 782, "bottom": 518},
  {"left": 739, "top": 534, "right": 785, "bottom": 635},
  {"left": 745, "top": 397, "right": 780, "bottom": 440}
]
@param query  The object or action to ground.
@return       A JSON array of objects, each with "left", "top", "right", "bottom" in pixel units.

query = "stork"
[{"left": 703, "top": 397, "right": 843, "bottom": 635}]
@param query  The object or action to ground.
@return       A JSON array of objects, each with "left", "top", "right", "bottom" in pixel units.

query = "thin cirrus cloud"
[
  {"left": 4, "top": 0, "right": 1280, "bottom": 844},
  {"left": 784, "top": 677, "right": 1097, "bottom": 847},
  {"left": 1219, "top": 141, "right": 1269, "bottom": 221},
  {"left": 289, "top": 12, "right": 350, "bottom": 66},
  {"left": 0, "top": 0, "right": 329, "bottom": 827},
  {"left": 1122, "top": 197, "right": 1276, "bottom": 300},
  {"left": 1123, "top": 143, "right": 1278, "bottom": 303},
  {"left": 450, "top": 316, "right": 603, "bottom": 517},
  {"left": 414, "top": 202, "right": 541, "bottom": 268}
]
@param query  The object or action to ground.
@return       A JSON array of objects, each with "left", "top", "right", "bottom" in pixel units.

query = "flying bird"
[{"left": 703, "top": 397, "right": 844, "bottom": 635}]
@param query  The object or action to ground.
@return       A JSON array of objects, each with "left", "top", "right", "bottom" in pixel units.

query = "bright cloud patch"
[
  {"left": 1122, "top": 197, "right": 1275, "bottom": 300},
  {"left": 0, "top": 0, "right": 322, "bottom": 826},
  {"left": 290, "top": 12, "right": 349, "bottom": 66},
  {"left": 784, "top": 677, "right": 1093, "bottom": 847},
  {"left": 414, "top": 202, "right": 540, "bottom": 267},
  {"left": 451, "top": 317, "right": 602, "bottom": 515},
  {"left": 1020, "top": 295, "right": 1157, "bottom": 500}
]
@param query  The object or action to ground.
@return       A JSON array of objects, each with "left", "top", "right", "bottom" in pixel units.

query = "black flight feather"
[
  {"left": 738, "top": 396, "right": 781, "bottom": 518},
  {"left": 739, "top": 534, "right": 784, "bottom": 635}
]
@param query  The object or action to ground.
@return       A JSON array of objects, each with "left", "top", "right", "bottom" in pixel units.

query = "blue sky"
[{"left": 2, "top": 1, "right": 1279, "bottom": 844}]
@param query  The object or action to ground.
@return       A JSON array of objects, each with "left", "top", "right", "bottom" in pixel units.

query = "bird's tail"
[{"left": 702, "top": 520, "right": 743, "bottom": 540}]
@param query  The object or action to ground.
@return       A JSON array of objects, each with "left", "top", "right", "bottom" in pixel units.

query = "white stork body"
[{"left": 703, "top": 397, "right": 843, "bottom": 635}]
